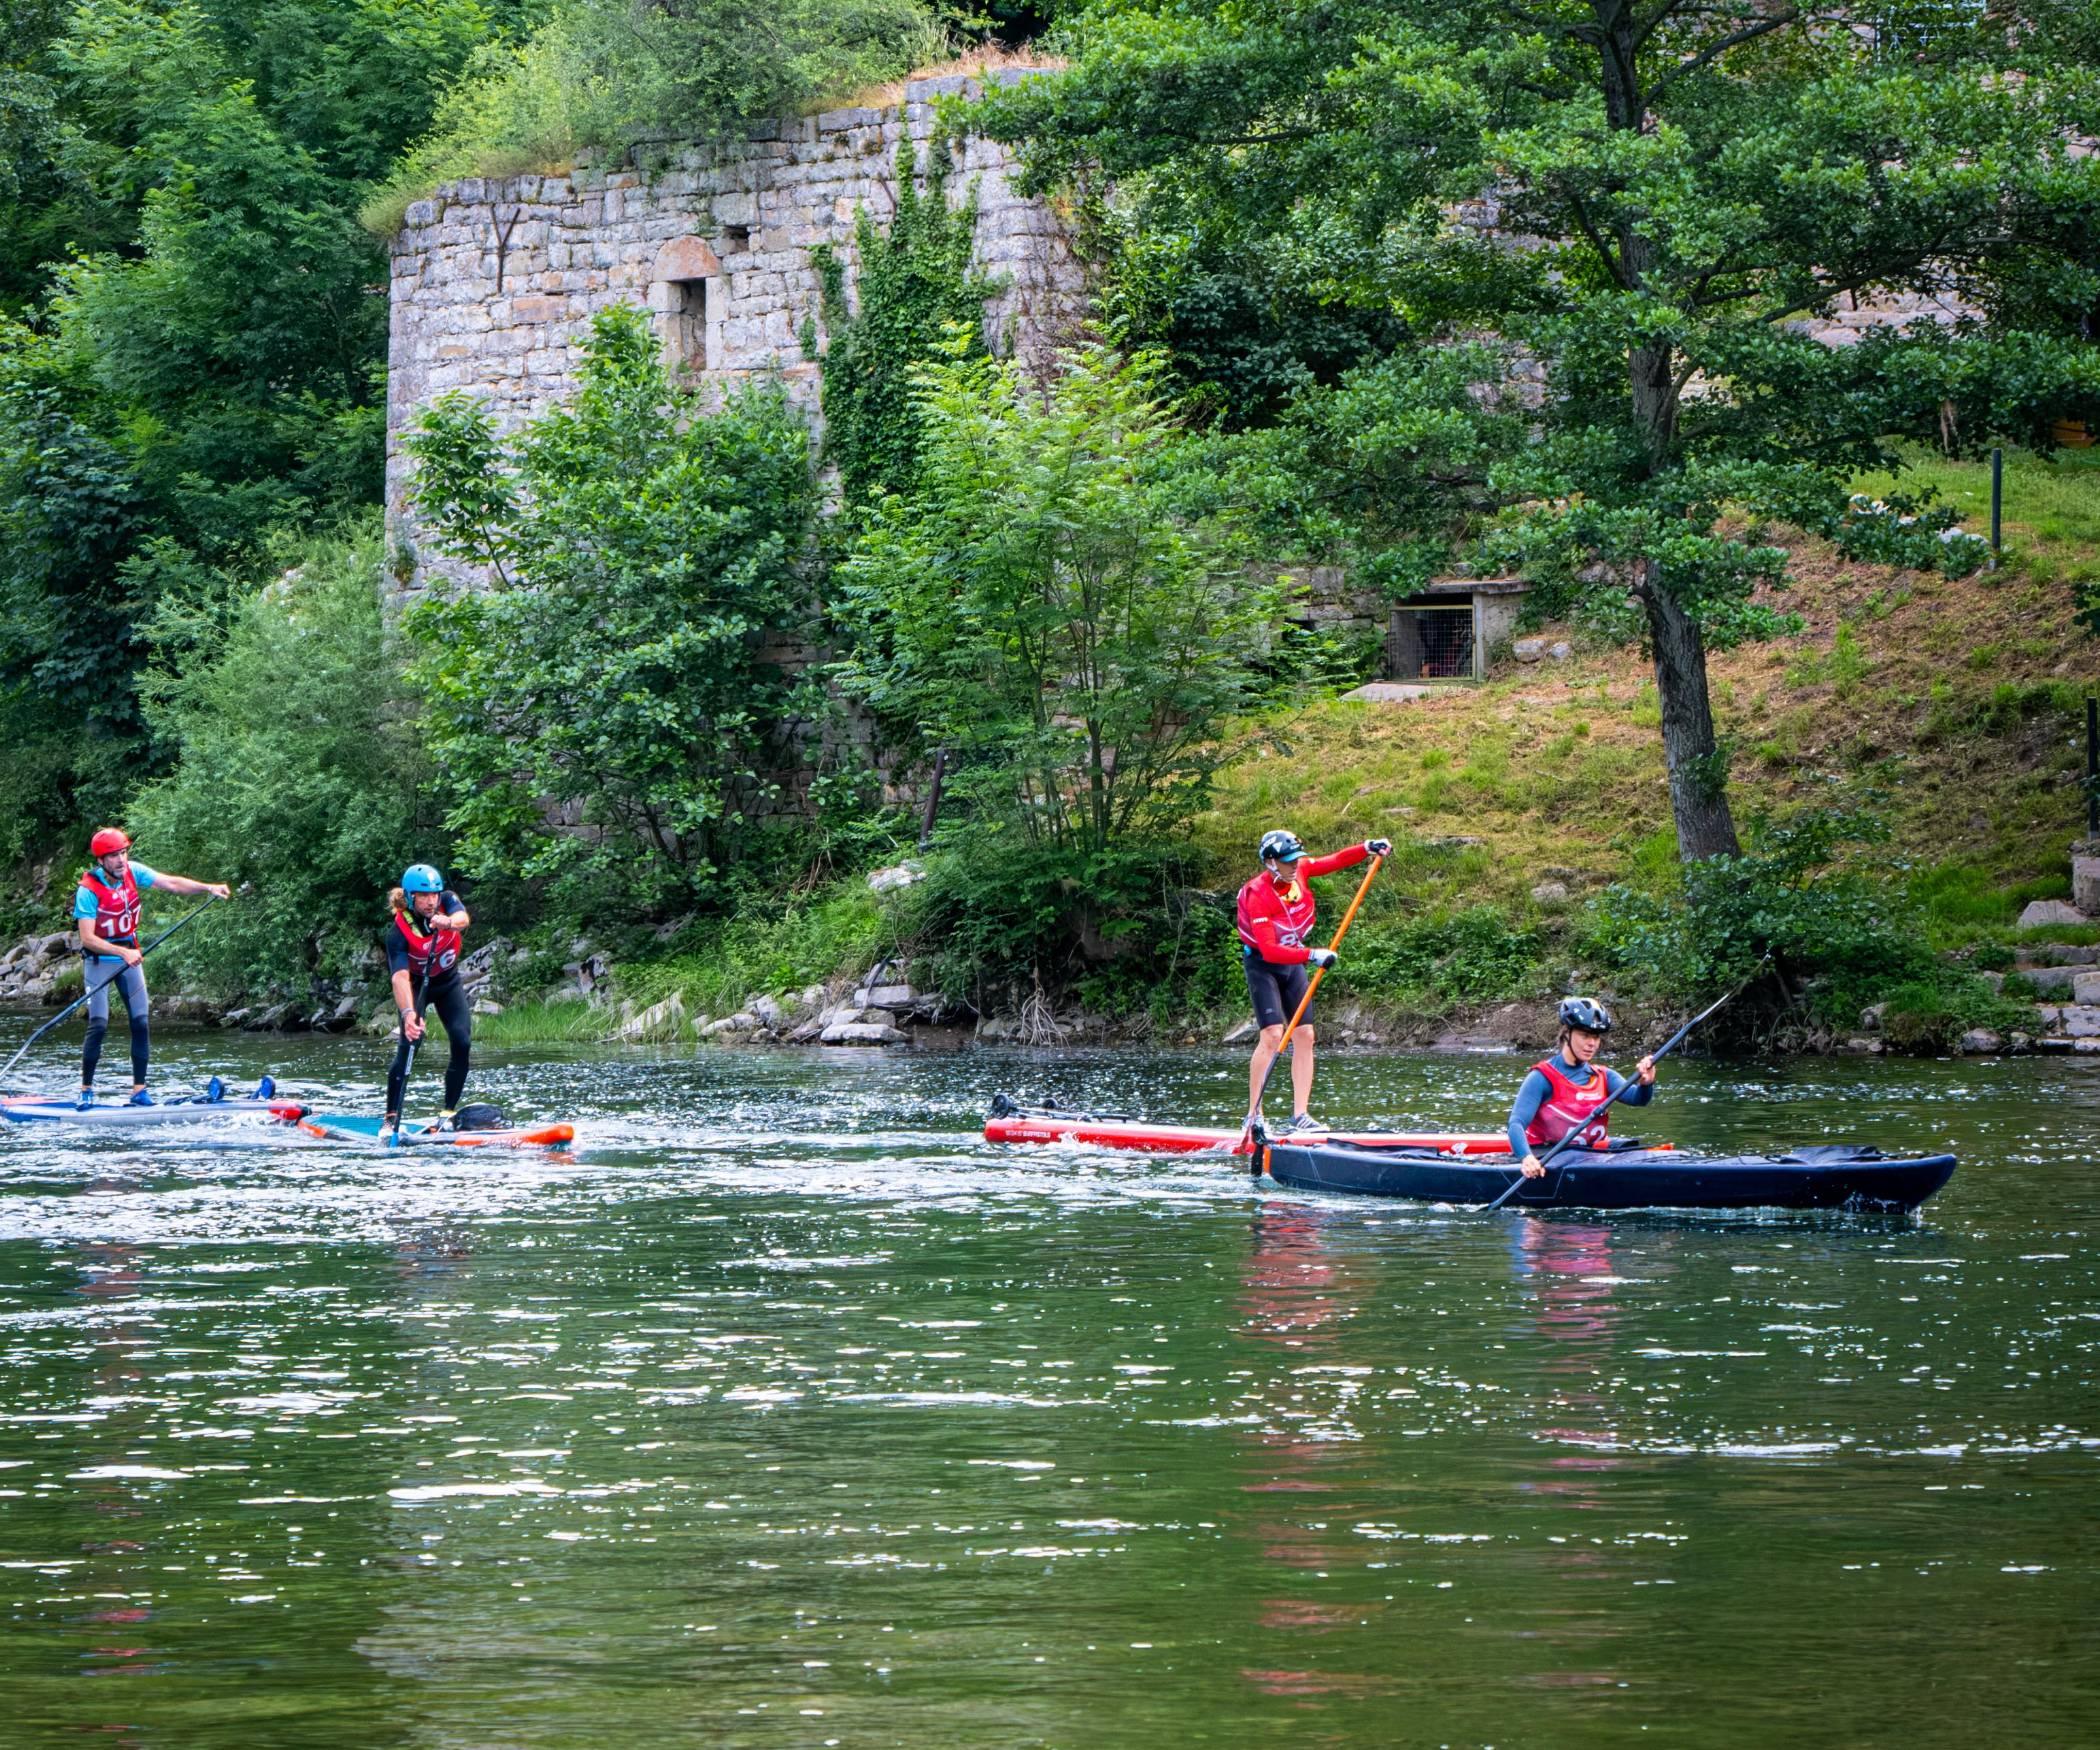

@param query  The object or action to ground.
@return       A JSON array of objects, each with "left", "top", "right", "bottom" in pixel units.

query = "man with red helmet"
[
  {"left": 73, "top": 829, "right": 231, "bottom": 1108},
  {"left": 1235, "top": 828, "right": 1391, "bottom": 1131}
]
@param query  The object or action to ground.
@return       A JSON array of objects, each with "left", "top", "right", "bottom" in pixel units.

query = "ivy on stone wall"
[{"left": 812, "top": 137, "right": 992, "bottom": 506}]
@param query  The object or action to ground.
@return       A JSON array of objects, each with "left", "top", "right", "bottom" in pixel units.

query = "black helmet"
[
  {"left": 1258, "top": 829, "right": 1306, "bottom": 865},
  {"left": 1559, "top": 997, "right": 1612, "bottom": 1034}
]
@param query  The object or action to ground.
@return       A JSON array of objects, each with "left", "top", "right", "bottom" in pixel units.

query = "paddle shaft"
[
  {"left": 0, "top": 892, "right": 225, "bottom": 1084},
  {"left": 1247, "top": 852, "right": 1384, "bottom": 1128},
  {"left": 1480, "top": 975, "right": 1754, "bottom": 1213},
  {"left": 389, "top": 970, "right": 428, "bottom": 1129}
]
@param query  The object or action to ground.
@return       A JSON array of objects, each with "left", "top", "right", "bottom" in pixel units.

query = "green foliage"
[
  {"left": 1343, "top": 908, "right": 1549, "bottom": 1009},
  {"left": 405, "top": 304, "right": 821, "bottom": 916},
  {"left": 813, "top": 139, "right": 991, "bottom": 505},
  {"left": 892, "top": 836, "right": 1233, "bottom": 1021},
  {"left": 0, "top": 0, "right": 496, "bottom": 856},
  {"left": 837, "top": 339, "right": 1294, "bottom": 859},
  {"left": 614, "top": 881, "right": 892, "bottom": 1015},
  {"left": 127, "top": 518, "right": 432, "bottom": 997},
  {"left": 980, "top": 0, "right": 2100, "bottom": 856},
  {"left": 365, "top": 0, "right": 943, "bottom": 231}
]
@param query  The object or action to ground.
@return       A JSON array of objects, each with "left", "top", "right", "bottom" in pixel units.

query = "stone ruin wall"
[
  {"left": 384, "top": 91, "right": 1978, "bottom": 720},
  {"left": 384, "top": 71, "right": 1085, "bottom": 594}
]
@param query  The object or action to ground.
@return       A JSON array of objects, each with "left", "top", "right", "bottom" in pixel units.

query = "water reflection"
[{"left": 0, "top": 1037, "right": 2092, "bottom": 1745}]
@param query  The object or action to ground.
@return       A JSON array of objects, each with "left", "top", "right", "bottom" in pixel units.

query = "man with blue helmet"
[{"left": 382, "top": 863, "right": 474, "bottom": 1137}]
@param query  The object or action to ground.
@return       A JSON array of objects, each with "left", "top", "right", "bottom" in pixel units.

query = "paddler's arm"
[
  {"left": 389, "top": 966, "right": 425, "bottom": 1041},
  {"left": 432, "top": 890, "right": 469, "bottom": 932},
  {"left": 1510, "top": 1069, "right": 1551, "bottom": 1176},
  {"left": 1605, "top": 1060, "right": 1657, "bottom": 1107},
  {"left": 153, "top": 872, "right": 233, "bottom": 900}
]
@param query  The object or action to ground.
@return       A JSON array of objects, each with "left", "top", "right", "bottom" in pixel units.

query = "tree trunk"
[{"left": 1639, "top": 565, "right": 1742, "bottom": 861}]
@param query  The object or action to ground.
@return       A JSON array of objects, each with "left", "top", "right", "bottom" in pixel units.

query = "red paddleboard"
[{"left": 984, "top": 1104, "right": 1510, "bottom": 1157}]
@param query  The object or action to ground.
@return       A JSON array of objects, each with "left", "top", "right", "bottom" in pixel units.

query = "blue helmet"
[
  {"left": 1258, "top": 829, "right": 1306, "bottom": 866},
  {"left": 401, "top": 863, "right": 445, "bottom": 895}
]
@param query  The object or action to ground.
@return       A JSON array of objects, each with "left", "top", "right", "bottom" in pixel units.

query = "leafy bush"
[
  {"left": 837, "top": 340, "right": 1293, "bottom": 860},
  {"left": 891, "top": 836, "right": 1233, "bottom": 1023},
  {"left": 813, "top": 140, "right": 991, "bottom": 505},
  {"left": 404, "top": 305, "right": 820, "bottom": 918},
  {"left": 127, "top": 518, "right": 432, "bottom": 997},
  {"left": 363, "top": 0, "right": 941, "bottom": 232},
  {"left": 1343, "top": 908, "right": 1549, "bottom": 1009}
]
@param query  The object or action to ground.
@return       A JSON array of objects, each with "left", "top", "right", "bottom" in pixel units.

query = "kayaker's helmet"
[
  {"left": 1258, "top": 830, "right": 1306, "bottom": 867},
  {"left": 1559, "top": 997, "right": 1612, "bottom": 1035},
  {"left": 401, "top": 863, "right": 445, "bottom": 895},
  {"left": 89, "top": 828, "right": 131, "bottom": 858}
]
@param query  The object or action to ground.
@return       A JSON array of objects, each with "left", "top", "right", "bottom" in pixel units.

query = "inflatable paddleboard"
[{"left": 293, "top": 1112, "right": 575, "bottom": 1150}]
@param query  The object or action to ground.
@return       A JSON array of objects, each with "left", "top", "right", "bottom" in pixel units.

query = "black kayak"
[{"left": 1259, "top": 1136, "right": 1957, "bottom": 1213}]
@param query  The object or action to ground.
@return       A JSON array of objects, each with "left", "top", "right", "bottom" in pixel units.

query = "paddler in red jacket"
[{"left": 1236, "top": 829, "right": 1391, "bottom": 1132}]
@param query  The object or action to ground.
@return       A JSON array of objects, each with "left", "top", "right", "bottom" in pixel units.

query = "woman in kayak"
[
  {"left": 383, "top": 863, "right": 473, "bottom": 1138},
  {"left": 1510, "top": 998, "right": 1656, "bottom": 1176},
  {"left": 73, "top": 828, "right": 231, "bottom": 1108},
  {"left": 1237, "top": 829, "right": 1391, "bottom": 1132}
]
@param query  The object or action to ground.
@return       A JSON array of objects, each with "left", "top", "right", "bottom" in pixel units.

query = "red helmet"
[{"left": 89, "top": 828, "right": 131, "bottom": 857}]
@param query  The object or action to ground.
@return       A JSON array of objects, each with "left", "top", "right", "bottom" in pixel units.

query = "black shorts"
[{"left": 1245, "top": 955, "right": 1313, "bottom": 1031}]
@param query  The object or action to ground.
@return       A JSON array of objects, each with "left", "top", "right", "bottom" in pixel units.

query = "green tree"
[
  {"left": 404, "top": 304, "right": 821, "bottom": 915},
  {"left": 129, "top": 516, "right": 433, "bottom": 997},
  {"left": 836, "top": 339, "right": 1289, "bottom": 857},
  {"left": 983, "top": 0, "right": 2100, "bottom": 860}
]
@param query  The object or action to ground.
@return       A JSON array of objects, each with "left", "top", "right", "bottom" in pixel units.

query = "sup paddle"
[
  {"left": 1241, "top": 849, "right": 1384, "bottom": 1161},
  {"left": 385, "top": 970, "right": 428, "bottom": 1147},
  {"left": 1477, "top": 958, "right": 1770, "bottom": 1213},
  {"left": 0, "top": 885, "right": 241, "bottom": 1089}
]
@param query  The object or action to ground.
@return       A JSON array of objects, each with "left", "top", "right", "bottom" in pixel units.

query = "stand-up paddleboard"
[
  {"left": 2, "top": 1078, "right": 301, "bottom": 1127},
  {"left": 292, "top": 1112, "right": 575, "bottom": 1150},
  {"left": 984, "top": 1095, "right": 1510, "bottom": 1156}
]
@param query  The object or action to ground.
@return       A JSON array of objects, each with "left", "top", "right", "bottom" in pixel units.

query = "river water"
[{"left": 0, "top": 1035, "right": 2094, "bottom": 1747}]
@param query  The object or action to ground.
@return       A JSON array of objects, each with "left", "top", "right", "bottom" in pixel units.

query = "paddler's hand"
[
  {"left": 402, "top": 1010, "right": 425, "bottom": 1042},
  {"left": 1365, "top": 838, "right": 1392, "bottom": 857},
  {"left": 1635, "top": 1054, "right": 1656, "bottom": 1085},
  {"left": 120, "top": 947, "right": 143, "bottom": 967},
  {"left": 205, "top": 883, "right": 232, "bottom": 901},
  {"left": 1307, "top": 948, "right": 1339, "bottom": 969},
  {"left": 1521, "top": 1153, "right": 1545, "bottom": 1178}
]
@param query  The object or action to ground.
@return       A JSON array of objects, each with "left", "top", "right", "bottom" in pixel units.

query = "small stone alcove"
[
  {"left": 648, "top": 235, "right": 722, "bottom": 375},
  {"left": 1384, "top": 578, "right": 1528, "bottom": 684}
]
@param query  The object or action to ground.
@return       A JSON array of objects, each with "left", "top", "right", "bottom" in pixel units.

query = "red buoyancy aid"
[
  {"left": 80, "top": 865, "right": 142, "bottom": 944},
  {"left": 394, "top": 906, "right": 462, "bottom": 982},
  {"left": 1234, "top": 846, "right": 1369, "bottom": 962},
  {"left": 1525, "top": 1056, "right": 1614, "bottom": 1151}
]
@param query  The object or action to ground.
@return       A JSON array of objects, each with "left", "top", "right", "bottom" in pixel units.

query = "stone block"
[
  {"left": 2024, "top": 966, "right": 2079, "bottom": 995},
  {"left": 510, "top": 295, "right": 568, "bottom": 324},
  {"left": 1958, "top": 1028, "right": 2004, "bottom": 1055},
  {"left": 2075, "top": 970, "right": 2100, "bottom": 1005},
  {"left": 1223, "top": 1019, "right": 1261, "bottom": 1045},
  {"left": 2018, "top": 899, "right": 2088, "bottom": 929},
  {"left": 863, "top": 983, "right": 916, "bottom": 1008},
  {"left": 2058, "top": 1005, "right": 2100, "bottom": 1038},
  {"left": 819, "top": 1021, "right": 906, "bottom": 1045},
  {"left": 2075, "top": 853, "right": 2100, "bottom": 915}
]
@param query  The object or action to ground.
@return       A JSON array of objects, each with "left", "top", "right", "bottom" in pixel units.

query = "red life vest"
[
  {"left": 1525, "top": 1056, "right": 1613, "bottom": 1151},
  {"left": 80, "top": 865, "right": 142, "bottom": 945},
  {"left": 1236, "top": 871, "right": 1317, "bottom": 959},
  {"left": 393, "top": 906, "right": 462, "bottom": 983}
]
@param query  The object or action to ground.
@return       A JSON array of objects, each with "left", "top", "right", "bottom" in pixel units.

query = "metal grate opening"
[{"left": 1387, "top": 602, "right": 1476, "bottom": 680}]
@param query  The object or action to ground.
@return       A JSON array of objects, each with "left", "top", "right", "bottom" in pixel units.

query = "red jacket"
[{"left": 1234, "top": 845, "right": 1369, "bottom": 964}]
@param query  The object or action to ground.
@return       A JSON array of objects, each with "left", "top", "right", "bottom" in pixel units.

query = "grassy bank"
[{"left": 472, "top": 449, "right": 2095, "bottom": 1050}]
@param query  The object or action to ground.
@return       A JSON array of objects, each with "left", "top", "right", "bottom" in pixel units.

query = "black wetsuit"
[{"left": 382, "top": 894, "right": 471, "bottom": 1116}]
